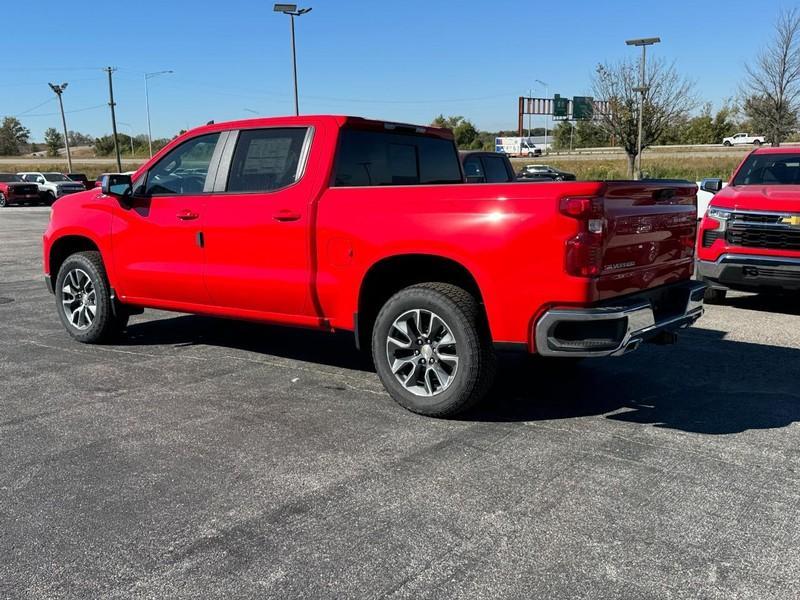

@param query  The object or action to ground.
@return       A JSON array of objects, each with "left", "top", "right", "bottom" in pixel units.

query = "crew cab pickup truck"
[
  {"left": 43, "top": 115, "right": 705, "bottom": 417},
  {"left": 697, "top": 147, "right": 800, "bottom": 302},
  {"left": 722, "top": 133, "right": 765, "bottom": 147},
  {"left": 0, "top": 173, "right": 40, "bottom": 207},
  {"left": 19, "top": 171, "right": 86, "bottom": 205}
]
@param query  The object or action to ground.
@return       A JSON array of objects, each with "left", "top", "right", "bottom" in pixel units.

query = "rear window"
[
  {"left": 334, "top": 129, "right": 462, "bottom": 187},
  {"left": 733, "top": 153, "right": 800, "bottom": 185}
]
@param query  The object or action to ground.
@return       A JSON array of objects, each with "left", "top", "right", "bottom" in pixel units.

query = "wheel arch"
[
  {"left": 48, "top": 235, "right": 103, "bottom": 292},
  {"left": 355, "top": 253, "right": 487, "bottom": 351}
]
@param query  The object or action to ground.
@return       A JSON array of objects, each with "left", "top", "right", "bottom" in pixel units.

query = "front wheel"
[
  {"left": 753, "top": 139, "right": 762, "bottom": 146},
  {"left": 0, "top": 193, "right": 6, "bottom": 207},
  {"left": 372, "top": 283, "right": 496, "bottom": 417},
  {"left": 45, "top": 192, "right": 56, "bottom": 206},
  {"left": 55, "top": 251, "right": 128, "bottom": 343}
]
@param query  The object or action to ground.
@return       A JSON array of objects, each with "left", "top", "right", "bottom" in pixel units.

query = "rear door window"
[
  {"left": 334, "top": 129, "right": 461, "bottom": 187},
  {"left": 226, "top": 128, "right": 309, "bottom": 192}
]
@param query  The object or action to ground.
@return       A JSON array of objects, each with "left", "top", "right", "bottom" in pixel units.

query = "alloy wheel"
[{"left": 61, "top": 268, "right": 97, "bottom": 330}]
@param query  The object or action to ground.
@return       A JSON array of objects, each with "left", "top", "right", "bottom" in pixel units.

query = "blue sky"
[{"left": 4, "top": 0, "right": 787, "bottom": 141}]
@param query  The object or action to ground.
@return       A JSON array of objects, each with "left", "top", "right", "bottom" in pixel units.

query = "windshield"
[
  {"left": 44, "top": 173, "right": 71, "bottom": 182},
  {"left": 733, "top": 154, "right": 800, "bottom": 185},
  {"left": 0, "top": 174, "right": 22, "bottom": 182}
]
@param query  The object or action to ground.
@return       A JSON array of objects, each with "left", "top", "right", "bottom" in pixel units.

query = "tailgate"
[{"left": 596, "top": 180, "right": 697, "bottom": 299}]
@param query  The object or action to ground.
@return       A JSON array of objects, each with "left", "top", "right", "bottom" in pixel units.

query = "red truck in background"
[
  {"left": 43, "top": 115, "right": 705, "bottom": 417},
  {"left": 697, "top": 147, "right": 800, "bottom": 302}
]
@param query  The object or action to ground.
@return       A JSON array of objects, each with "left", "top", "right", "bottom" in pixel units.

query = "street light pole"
[
  {"left": 144, "top": 70, "right": 173, "bottom": 157},
  {"left": 48, "top": 82, "right": 72, "bottom": 172},
  {"left": 274, "top": 4, "right": 312, "bottom": 116},
  {"left": 536, "top": 79, "right": 549, "bottom": 154},
  {"left": 626, "top": 37, "right": 660, "bottom": 180},
  {"left": 104, "top": 67, "right": 122, "bottom": 172}
]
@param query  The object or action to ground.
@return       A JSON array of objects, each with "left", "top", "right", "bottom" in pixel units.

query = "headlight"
[{"left": 706, "top": 207, "right": 731, "bottom": 220}]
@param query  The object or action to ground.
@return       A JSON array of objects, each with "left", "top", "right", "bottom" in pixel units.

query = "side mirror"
[
  {"left": 101, "top": 174, "right": 132, "bottom": 200},
  {"left": 700, "top": 178, "right": 723, "bottom": 194}
]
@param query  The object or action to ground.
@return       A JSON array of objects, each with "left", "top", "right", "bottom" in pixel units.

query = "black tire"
[
  {"left": 0, "top": 193, "right": 6, "bottom": 207},
  {"left": 753, "top": 139, "right": 762, "bottom": 146},
  {"left": 372, "top": 282, "right": 496, "bottom": 417},
  {"left": 45, "top": 192, "right": 56, "bottom": 206},
  {"left": 723, "top": 140, "right": 732, "bottom": 147},
  {"left": 704, "top": 287, "right": 727, "bottom": 304},
  {"left": 55, "top": 251, "right": 128, "bottom": 343}
]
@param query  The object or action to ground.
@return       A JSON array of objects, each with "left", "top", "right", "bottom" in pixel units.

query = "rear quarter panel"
[{"left": 316, "top": 181, "right": 606, "bottom": 343}]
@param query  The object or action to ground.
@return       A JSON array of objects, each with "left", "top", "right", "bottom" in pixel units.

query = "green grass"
[{"left": 511, "top": 156, "right": 741, "bottom": 181}]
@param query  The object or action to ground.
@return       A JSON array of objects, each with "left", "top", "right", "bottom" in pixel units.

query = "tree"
[
  {"left": 592, "top": 58, "right": 697, "bottom": 177},
  {"left": 0, "top": 117, "right": 31, "bottom": 156},
  {"left": 68, "top": 131, "right": 94, "bottom": 146},
  {"left": 94, "top": 135, "right": 117, "bottom": 156},
  {"left": 742, "top": 8, "right": 800, "bottom": 145},
  {"left": 553, "top": 120, "right": 611, "bottom": 150},
  {"left": 430, "top": 114, "right": 480, "bottom": 148},
  {"left": 44, "top": 128, "right": 63, "bottom": 157}
]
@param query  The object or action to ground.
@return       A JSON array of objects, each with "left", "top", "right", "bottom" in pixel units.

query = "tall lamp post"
[
  {"left": 535, "top": 79, "right": 549, "bottom": 154},
  {"left": 48, "top": 82, "right": 73, "bottom": 172},
  {"left": 625, "top": 37, "right": 660, "bottom": 179},
  {"left": 273, "top": 3, "right": 312, "bottom": 116},
  {"left": 144, "top": 70, "right": 173, "bottom": 157}
]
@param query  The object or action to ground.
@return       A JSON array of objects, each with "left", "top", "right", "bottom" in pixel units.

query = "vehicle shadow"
[
  {"left": 469, "top": 327, "right": 800, "bottom": 434},
  {"left": 121, "top": 316, "right": 800, "bottom": 435},
  {"left": 723, "top": 293, "right": 800, "bottom": 317},
  {"left": 121, "top": 314, "right": 374, "bottom": 373}
]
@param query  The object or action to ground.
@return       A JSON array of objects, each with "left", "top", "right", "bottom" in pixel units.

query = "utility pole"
[
  {"left": 626, "top": 37, "right": 660, "bottom": 179},
  {"left": 105, "top": 67, "right": 122, "bottom": 172},
  {"left": 527, "top": 89, "right": 532, "bottom": 138},
  {"left": 274, "top": 4, "right": 312, "bottom": 116},
  {"left": 48, "top": 82, "right": 72, "bottom": 172}
]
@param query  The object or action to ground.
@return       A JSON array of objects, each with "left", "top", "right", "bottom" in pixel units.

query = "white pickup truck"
[
  {"left": 722, "top": 132, "right": 765, "bottom": 146},
  {"left": 17, "top": 172, "right": 86, "bottom": 205}
]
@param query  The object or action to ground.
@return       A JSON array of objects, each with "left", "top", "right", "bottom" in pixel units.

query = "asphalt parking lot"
[{"left": 2, "top": 207, "right": 800, "bottom": 599}]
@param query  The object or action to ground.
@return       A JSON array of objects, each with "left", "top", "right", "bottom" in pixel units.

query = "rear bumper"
[
  {"left": 534, "top": 280, "right": 706, "bottom": 357},
  {"left": 697, "top": 254, "right": 800, "bottom": 292}
]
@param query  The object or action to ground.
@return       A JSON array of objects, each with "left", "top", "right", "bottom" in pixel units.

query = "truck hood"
[{"left": 709, "top": 184, "right": 800, "bottom": 212}]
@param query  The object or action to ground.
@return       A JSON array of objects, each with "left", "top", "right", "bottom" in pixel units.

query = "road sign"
[
  {"left": 573, "top": 96, "right": 594, "bottom": 120},
  {"left": 553, "top": 94, "right": 569, "bottom": 118}
]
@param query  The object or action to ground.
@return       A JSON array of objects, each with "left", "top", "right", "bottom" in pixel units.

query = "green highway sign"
[
  {"left": 573, "top": 96, "right": 594, "bottom": 120},
  {"left": 553, "top": 94, "right": 569, "bottom": 118}
]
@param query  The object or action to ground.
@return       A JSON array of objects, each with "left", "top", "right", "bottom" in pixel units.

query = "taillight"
[{"left": 561, "top": 197, "right": 605, "bottom": 277}]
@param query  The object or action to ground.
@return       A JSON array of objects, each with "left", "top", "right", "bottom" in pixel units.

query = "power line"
[
  {"left": 14, "top": 98, "right": 55, "bottom": 117},
  {"left": 21, "top": 104, "right": 107, "bottom": 118}
]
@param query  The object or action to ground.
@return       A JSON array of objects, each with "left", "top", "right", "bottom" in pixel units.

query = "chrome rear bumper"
[{"left": 534, "top": 281, "right": 706, "bottom": 358}]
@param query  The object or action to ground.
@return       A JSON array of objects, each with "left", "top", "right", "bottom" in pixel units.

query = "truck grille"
[{"left": 726, "top": 211, "right": 800, "bottom": 251}]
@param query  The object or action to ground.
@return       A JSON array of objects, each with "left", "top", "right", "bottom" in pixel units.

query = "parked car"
[
  {"left": 722, "top": 133, "right": 765, "bottom": 147},
  {"left": 17, "top": 172, "right": 86, "bottom": 205},
  {"left": 0, "top": 173, "right": 41, "bottom": 207},
  {"left": 459, "top": 151, "right": 516, "bottom": 183},
  {"left": 518, "top": 164, "right": 577, "bottom": 182},
  {"left": 43, "top": 115, "right": 705, "bottom": 417},
  {"left": 67, "top": 173, "right": 92, "bottom": 190},
  {"left": 697, "top": 147, "right": 800, "bottom": 302}
]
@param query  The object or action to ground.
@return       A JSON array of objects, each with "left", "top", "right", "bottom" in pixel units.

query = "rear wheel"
[
  {"left": 55, "top": 251, "right": 128, "bottom": 343},
  {"left": 0, "top": 193, "right": 6, "bottom": 207},
  {"left": 372, "top": 283, "right": 496, "bottom": 417}
]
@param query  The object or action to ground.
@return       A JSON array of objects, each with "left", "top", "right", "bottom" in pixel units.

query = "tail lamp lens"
[{"left": 561, "top": 197, "right": 605, "bottom": 277}]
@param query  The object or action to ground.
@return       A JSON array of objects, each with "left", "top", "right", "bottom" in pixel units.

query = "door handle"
[
  {"left": 176, "top": 209, "right": 199, "bottom": 221},
  {"left": 273, "top": 209, "right": 301, "bottom": 222}
]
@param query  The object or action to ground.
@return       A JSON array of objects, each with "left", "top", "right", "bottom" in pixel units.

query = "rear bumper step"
[{"left": 534, "top": 281, "right": 706, "bottom": 358}]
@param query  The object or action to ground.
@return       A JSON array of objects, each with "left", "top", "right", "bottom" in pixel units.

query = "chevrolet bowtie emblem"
[{"left": 780, "top": 215, "right": 800, "bottom": 226}]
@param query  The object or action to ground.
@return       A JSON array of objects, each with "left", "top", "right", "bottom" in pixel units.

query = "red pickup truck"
[
  {"left": 43, "top": 115, "right": 705, "bottom": 416},
  {"left": 697, "top": 147, "right": 800, "bottom": 302}
]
